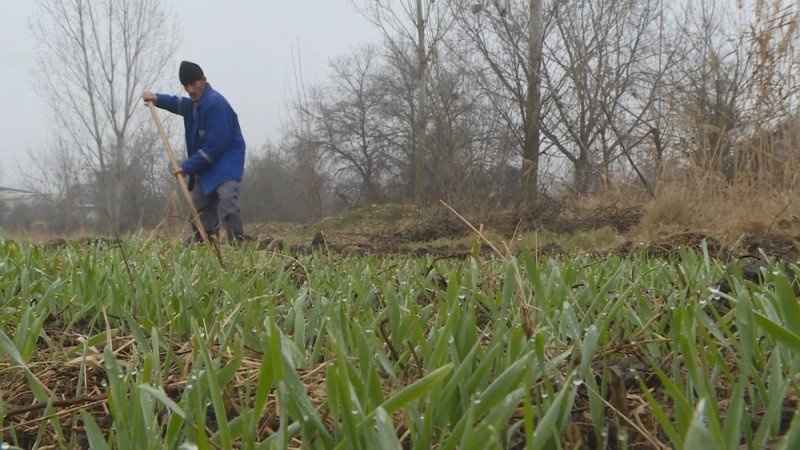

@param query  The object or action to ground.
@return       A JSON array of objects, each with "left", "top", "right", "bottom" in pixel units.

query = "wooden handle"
[{"left": 147, "top": 102, "right": 223, "bottom": 264}]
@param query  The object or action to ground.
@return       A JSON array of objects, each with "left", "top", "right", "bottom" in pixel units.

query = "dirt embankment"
[{"left": 252, "top": 201, "right": 800, "bottom": 265}]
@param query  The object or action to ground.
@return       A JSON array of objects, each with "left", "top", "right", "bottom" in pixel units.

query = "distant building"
[
  {"left": 0, "top": 187, "right": 50, "bottom": 230},
  {"left": 0, "top": 186, "right": 46, "bottom": 209}
]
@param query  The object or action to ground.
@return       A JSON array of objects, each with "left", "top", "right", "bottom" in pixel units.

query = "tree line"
[{"left": 7, "top": 0, "right": 800, "bottom": 233}]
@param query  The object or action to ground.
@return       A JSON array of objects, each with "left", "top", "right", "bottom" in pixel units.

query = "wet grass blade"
[
  {"left": 373, "top": 363, "right": 453, "bottom": 418},
  {"left": 80, "top": 411, "right": 111, "bottom": 450},
  {"left": 532, "top": 377, "right": 575, "bottom": 450},
  {"left": 138, "top": 385, "right": 186, "bottom": 420},
  {"left": 374, "top": 406, "right": 402, "bottom": 450},
  {"left": 0, "top": 327, "right": 49, "bottom": 401},
  {"left": 754, "top": 313, "right": 800, "bottom": 353},
  {"left": 683, "top": 400, "right": 720, "bottom": 449}
]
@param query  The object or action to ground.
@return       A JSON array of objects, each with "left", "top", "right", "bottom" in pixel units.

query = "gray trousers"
[{"left": 190, "top": 179, "right": 243, "bottom": 239}]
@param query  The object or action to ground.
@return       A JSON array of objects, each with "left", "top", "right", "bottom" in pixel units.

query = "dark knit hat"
[{"left": 179, "top": 61, "right": 204, "bottom": 85}]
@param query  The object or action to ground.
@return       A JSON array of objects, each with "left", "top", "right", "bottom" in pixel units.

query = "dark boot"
[
  {"left": 223, "top": 215, "right": 246, "bottom": 244},
  {"left": 184, "top": 228, "right": 217, "bottom": 246},
  {"left": 184, "top": 232, "right": 203, "bottom": 245}
]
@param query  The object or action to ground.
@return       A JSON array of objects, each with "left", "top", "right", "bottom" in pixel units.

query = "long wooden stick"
[{"left": 146, "top": 101, "right": 223, "bottom": 264}]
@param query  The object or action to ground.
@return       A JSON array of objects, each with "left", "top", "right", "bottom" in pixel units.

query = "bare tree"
[
  {"left": 281, "top": 47, "right": 329, "bottom": 220},
  {"left": 352, "top": 0, "right": 453, "bottom": 204},
  {"left": 743, "top": 1, "right": 800, "bottom": 185},
  {"left": 372, "top": 40, "right": 419, "bottom": 200},
  {"left": 304, "top": 46, "right": 390, "bottom": 204},
  {"left": 526, "top": 0, "right": 544, "bottom": 198},
  {"left": 240, "top": 142, "right": 323, "bottom": 222},
  {"left": 452, "top": 0, "right": 545, "bottom": 200},
  {"left": 538, "top": 0, "right": 667, "bottom": 194},
  {"left": 668, "top": 0, "right": 800, "bottom": 186},
  {"left": 423, "top": 43, "right": 518, "bottom": 206},
  {"left": 29, "top": 0, "right": 179, "bottom": 231},
  {"left": 281, "top": 110, "right": 327, "bottom": 220}
]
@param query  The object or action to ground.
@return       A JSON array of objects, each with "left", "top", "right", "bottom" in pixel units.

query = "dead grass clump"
[
  {"left": 559, "top": 225, "right": 621, "bottom": 252},
  {"left": 637, "top": 176, "right": 800, "bottom": 239},
  {"left": 639, "top": 187, "right": 697, "bottom": 230}
]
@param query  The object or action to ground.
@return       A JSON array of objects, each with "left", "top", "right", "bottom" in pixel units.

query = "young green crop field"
[{"left": 0, "top": 236, "right": 799, "bottom": 449}]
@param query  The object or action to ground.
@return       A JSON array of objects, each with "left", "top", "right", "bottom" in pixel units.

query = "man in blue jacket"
[{"left": 143, "top": 61, "right": 247, "bottom": 243}]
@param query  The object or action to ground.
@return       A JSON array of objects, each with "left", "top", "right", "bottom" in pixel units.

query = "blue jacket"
[{"left": 155, "top": 84, "right": 246, "bottom": 194}]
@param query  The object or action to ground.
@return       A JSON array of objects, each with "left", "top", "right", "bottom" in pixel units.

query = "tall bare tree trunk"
[
  {"left": 75, "top": 1, "right": 113, "bottom": 229},
  {"left": 523, "top": 0, "right": 543, "bottom": 200},
  {"left": 412, "top": 0, "right": 428, "bottom": 204},
  {"left": 352, "top": 0, "right": 451, "bottom": 204}
]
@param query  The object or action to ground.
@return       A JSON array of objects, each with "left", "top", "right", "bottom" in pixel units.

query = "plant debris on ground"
[{"left": 3, "top": 200, "right": 800, "bottom": 448}]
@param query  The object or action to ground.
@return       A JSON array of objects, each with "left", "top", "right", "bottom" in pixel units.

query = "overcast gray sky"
[{"left": 0, "top": 0, "right": 382, "bottom": 189}]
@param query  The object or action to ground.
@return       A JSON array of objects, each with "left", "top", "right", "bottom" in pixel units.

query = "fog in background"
[
  {"left": 0, "top": 0, "right": 381, "bottom": 189},
  {"left": 5, "top": 0, "right": 800, "bottom": 235}
]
